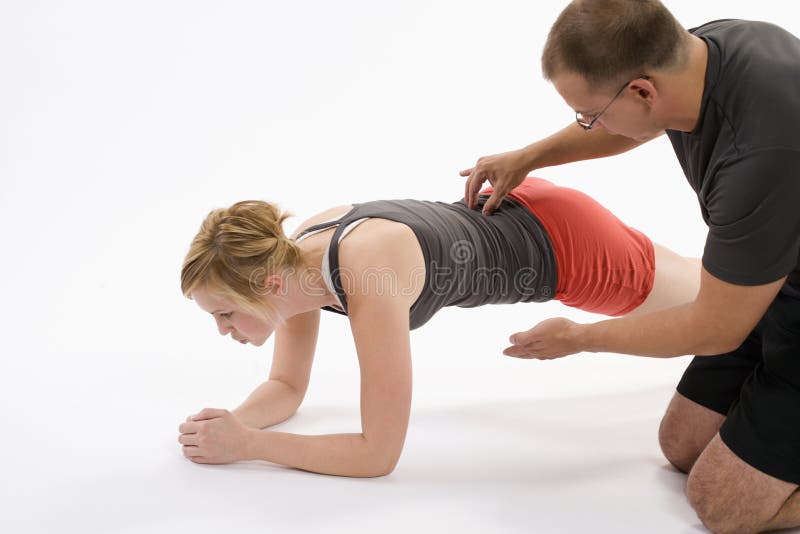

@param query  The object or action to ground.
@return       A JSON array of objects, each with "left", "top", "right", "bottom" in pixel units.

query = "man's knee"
[
  {"left": 658, "top": 411, "right": 702, "bottom": 473},
  {"left": 686, "top": 476, "right": 763, "bottom": 534},
  {"left": 658, "top": 392, "right": 725, "bottom": 473},
  {"left": 686, "top": 480, "right": 736, "bottom": 534},
  {"left": 684, "top": 434, "right": 793, "bottom": 534}
]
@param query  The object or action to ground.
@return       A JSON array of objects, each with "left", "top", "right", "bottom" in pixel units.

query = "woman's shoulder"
[
  {"left": 289, "top": 204, "right": 354, "bottom": 240},
  {"left": 337, "top": 218, "right": 425, "bottom": 298}
]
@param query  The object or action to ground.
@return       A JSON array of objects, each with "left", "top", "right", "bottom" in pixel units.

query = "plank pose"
[{"left": 178, "top": 177, "right": 699, "bottom": 479}]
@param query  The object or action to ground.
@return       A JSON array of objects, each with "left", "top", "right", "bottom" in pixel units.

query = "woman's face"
[{"left": 191, "top": 287, "right": 277, "bottom": 347}]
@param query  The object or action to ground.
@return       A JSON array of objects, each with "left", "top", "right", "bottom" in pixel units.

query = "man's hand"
[
  {"left": 460, "top": 148, "right": 533, "bottom": 214},
  {"left": 503, "top": 317, "right": 586, "bottom": 360},
  {"left": 178, "top": 408, "right": 255, "bottom": 464}
]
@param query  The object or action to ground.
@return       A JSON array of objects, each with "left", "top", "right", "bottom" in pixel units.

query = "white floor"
[
  {"left": 0, "top": 350, "right": 702, "bottom": 533},
  {"left": 7, "top": 300, "right": 793, "bottom": 534}
]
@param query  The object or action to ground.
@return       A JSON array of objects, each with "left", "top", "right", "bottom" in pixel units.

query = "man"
[{"left": 460, "top": 1, "right": 800, "bottom": 532}]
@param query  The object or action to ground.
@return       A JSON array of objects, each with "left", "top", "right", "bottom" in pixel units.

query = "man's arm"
[
  {"left": 505, "top": 268, "right": 786, "bottom": 359},
  {"left": 583, "top": 269, "right": 785, "bottom": 357},
  {"left": 525, "top": 122, "right": 657, "bottom": 170},
  {"left": 462, "top": 122, "right": 662, "bottom": 213}
]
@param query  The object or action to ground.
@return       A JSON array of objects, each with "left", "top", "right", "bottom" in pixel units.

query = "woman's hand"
[
  {"left": 460, "top": 147, "right": 535, "bottom": 214},
  {"left": 178, "top": 408, "right": 255, "bottom": 464}
]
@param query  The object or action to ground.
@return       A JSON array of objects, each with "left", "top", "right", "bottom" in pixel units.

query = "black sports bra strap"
[
  {"left": 293, "top": 205, "right": 360, "bottom": 242},
  {"left": 325, "top": 222, "right": 350, "bottom": 313},
  {"left": 294, "top": 219, "right": 341, "bottom": 241}
]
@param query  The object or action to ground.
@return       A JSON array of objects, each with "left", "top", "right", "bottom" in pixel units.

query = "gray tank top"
[{"left": 295, "top": 194, "right": 557, "bottom": 330}]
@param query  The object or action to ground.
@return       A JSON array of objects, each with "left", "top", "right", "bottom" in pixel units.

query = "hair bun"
[{"left": 181, "top": 200, "right": 301, "bottom": 303}]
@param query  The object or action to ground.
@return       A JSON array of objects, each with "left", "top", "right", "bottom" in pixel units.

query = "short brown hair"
[{"left": 542, "top": 0, "right": 690, "bottom": 87}]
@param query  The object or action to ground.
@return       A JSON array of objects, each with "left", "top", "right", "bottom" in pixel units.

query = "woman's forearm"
[
  {"left": 244, "top": 430, "right": 395, "bottom": 478},
  {"left": 232, "top": 379, "right": 303, "bottom": 429}
]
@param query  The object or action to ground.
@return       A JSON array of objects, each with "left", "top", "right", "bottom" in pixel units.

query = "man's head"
[{"left": 542, "top": 0, "right": 692, "bottom": 139}]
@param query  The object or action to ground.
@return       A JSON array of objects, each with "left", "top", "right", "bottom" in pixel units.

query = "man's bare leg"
[
  {"left": 687, "top": 435, "right": 799, "bottom": 533},
  {"left": 658, "top": 391, "right": 725, "bottom": 473}
]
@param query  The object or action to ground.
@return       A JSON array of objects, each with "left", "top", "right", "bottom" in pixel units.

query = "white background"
[{"left": 1, "top": 1, "right": 797, "bottom": 533}]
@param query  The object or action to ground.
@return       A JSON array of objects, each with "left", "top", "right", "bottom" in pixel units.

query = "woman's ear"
[
  {"left": 251, "top": 272, "right": 283, "bottom": 296},
  {"left": 263, "top": 274, "right": 283, "bottom": 294}
]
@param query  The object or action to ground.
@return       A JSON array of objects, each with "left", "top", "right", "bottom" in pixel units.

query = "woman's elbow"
[
  {"left": 362, "top": 443, "right": 402, "bottom": 477},
  {"left": 361, "top": 430, "right": 406, "bottom": 477},
  {"left": 365, "top": 453, "right": 400, "bottom": 477}
]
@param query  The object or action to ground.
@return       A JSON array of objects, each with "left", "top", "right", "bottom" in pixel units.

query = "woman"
[{"left": 177, "top": 177, "right": 700, "bottom": 477}]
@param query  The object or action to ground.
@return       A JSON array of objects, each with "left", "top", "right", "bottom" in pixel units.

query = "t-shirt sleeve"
[{"left": 702, "top": 149, "right": 800, "bottom": 286}]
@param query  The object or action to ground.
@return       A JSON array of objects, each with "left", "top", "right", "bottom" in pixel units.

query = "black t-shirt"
[{"left": 666, "top": 19, "right": 800, "bottom": 296}]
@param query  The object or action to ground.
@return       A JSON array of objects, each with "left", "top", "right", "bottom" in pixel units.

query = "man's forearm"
[
  {"left": 232, "top": 379, "right": 303, "bottom": 429},
  {"left": 580, "top": 302, "right": 737, "bottom": 358},
  {"left": 244, "top": 430, "right": 393, "bottom": 478},
  {"left": 523, "top": 122, "right": 650, "bottom": 170}
]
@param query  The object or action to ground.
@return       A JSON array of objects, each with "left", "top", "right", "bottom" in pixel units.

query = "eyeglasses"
[{"left": 575, "top": 76, "right": 649, "bottom": 131}]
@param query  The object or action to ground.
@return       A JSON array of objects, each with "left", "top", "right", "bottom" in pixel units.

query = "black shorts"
[{"left": 676, "top": 290, "right": 800, "bottom": 484}]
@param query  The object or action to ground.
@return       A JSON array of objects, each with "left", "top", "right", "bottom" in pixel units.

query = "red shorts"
[{"left": 481, "top": 177, "right": 655, "bottom": 316}]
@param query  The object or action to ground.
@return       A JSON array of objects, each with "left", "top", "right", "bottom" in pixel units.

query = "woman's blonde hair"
[{"left": 181, "top": 200, "right": 301, "bottom": 318}]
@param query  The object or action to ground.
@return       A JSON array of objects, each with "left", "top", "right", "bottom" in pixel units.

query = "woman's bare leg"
[{"left": 627, "top": 243, "right": 701, "bottom": 316}]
